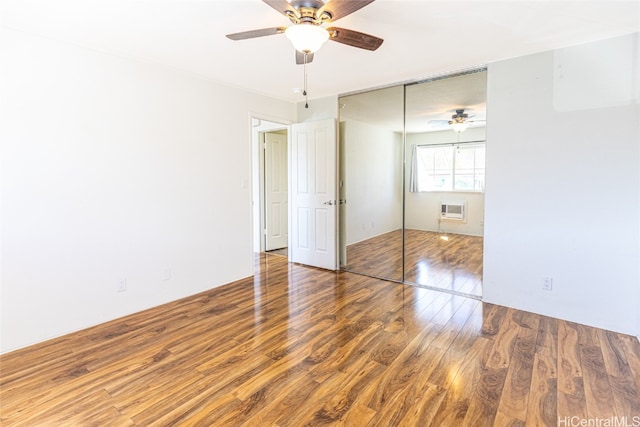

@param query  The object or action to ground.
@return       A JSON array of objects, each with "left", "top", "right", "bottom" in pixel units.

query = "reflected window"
[{"left": 415, "top": 143, "right": 485, "bottom": 192}]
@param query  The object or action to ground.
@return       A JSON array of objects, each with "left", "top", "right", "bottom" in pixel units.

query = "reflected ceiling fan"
[
  {"left": 226, "top": 0, "right": 383, "bottom": 65},
  {"left": 428, "top": 109, "right": 486, "bottom": 133}
]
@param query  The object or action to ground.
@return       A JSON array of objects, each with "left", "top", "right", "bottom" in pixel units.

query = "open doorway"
[
  {"left": 251, "top": 118, "right": 290, "bottom": 258},
  {"left": 252, "top": 117, "right": 339, "bottom": 271}
]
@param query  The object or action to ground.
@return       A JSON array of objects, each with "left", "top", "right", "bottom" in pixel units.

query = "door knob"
[{"left": 323, "top": 200, "right": 336, "bottom": 205}]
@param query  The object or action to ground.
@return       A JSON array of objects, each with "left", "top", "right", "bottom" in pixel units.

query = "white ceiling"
[{"left": 1, "top": 0, "right": 638, "bottom": 104}]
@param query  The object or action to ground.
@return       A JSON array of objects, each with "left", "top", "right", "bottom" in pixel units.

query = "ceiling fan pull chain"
[{"left": 303, "top": 52, "right": 309, "bottom": 108}]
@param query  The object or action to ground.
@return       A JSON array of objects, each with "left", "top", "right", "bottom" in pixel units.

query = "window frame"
[{"left": 414, "top": 141, "right": 486, "bottom": 193}]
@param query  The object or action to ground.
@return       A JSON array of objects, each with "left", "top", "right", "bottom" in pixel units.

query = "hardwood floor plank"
[
  {"left": 304, "top": 360, "right": 387, "bottom": 425},
  {"left": 395, "top": 382, "right": 447, "bottom": 426},
  {"left": 217, "top": 366, "right": 311, "bottom": 426},
  {"left": 598, "top": 329, "right": 640, "bottom": 418},
  {"left": 557, "top": 376, "right": 588, "bottom": 423},
  {"left": 481, "top": 304, "right": 509, "bottom": 337},
  {"left": 429, "top": 335, "right": 494, "bottom": 426},
  {"left": 270, "top": 371, "right": 345, "bottom": 426},
  {"left": 576, "top": 324, "right": 617, "bottom": 419},
  {"left": 113, "top": 369, "right": 205, "bottom": 417},
  {"left": 497, "top": 335, "right": 537, "bottom": 421},
  {"left": 0, "top": 339, "right": 75, "bottom": 385},
  {"left": 462, "top": 366, "right": 509, "bottom": 426},
  {"left": 557, "top": 321, "right": 583, "bottom": 388},
  {"left": 336, "top": 402, "right": 377, "bottom": 426},
  {"left": 486, "top": 309, "right": 521, "bottom": 369},
  {"left": 427, "top": 299, "right": 484, "bottom": 387},
  {"left": 494, "top": 411, "right": 526, "bottom": 427},
  {"left": 525, "top": 352, "right": 557, "bottom": 427},
  {"left": 357, "top": 320, "right": 444, "bottom": 413},
  {"left": 239, "top": 372, "right": 321, "bottom": 426},
  {"left": 52, "top": 390, "right": 132, "bottom": 426},
  {"left": 535, "top": 315, "right": 558, "bottom": 357},
  {"left": 137, "top": 386, "right": 242, "bottom": 426},
  {"left": 620, "top": 334, "right": 640, "bottom": 384},
  {"left": 7, "top": 386, "right": 122, "bottom": 426},
  {"left": 494, "top": 311, "right": 542, "bottom": 423}
]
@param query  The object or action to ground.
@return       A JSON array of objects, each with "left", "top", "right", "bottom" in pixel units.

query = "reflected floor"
[
  {"left": 265, "top": 247, "right": 288, "bottom": 257},
  {"left": 344, "top": 229, "right": 483, "bottom": 297}
]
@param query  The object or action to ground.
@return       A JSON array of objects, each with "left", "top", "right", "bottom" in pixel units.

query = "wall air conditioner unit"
[{"left": 440, "top": 201, "right": 466, "bottom": 221}]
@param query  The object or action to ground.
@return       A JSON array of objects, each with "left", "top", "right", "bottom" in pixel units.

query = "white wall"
[
  {"left": 483, "top": 33, "right": 640, "bottom": 336},
  {"left": 340, "top": 120, "right": 403, "bottom": 245},
  {"left": 0, "top": 29, "right": 296, "bottom": 353},
  {"left": 405, "top": 128, "right": 486, "bottom": 236}
]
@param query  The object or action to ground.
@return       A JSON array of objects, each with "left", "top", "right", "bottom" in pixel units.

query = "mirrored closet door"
[
  {"left": 404, "top": 71, "right": 486, "bottom": 297},
  {"left": 338, "top": 85, "right": 404, "bottom": 282},
  {"left": 338, "top": 69, "right": 487, "bottom": 297}
]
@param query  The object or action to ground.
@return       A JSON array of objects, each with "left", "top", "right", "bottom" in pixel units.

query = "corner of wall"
[{"left": 296, "top": 95, "right": 339, "bottom": 123}]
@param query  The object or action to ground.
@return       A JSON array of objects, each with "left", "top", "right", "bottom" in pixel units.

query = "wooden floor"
[
  {"left": 345, "top": 229, "right": 483, "bottom": 297},
  {"left": 1, "top": 254, "right": 639, "bottom": 426}
]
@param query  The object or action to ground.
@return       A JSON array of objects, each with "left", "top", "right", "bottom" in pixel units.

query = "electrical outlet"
[
  {"left": 542, "top": 277, "right": 553, "bottom": 291},
  {"left": 117, "top": 278, "right": 127, "bottom": 293},
  {"left": 163, "top": 268, "right": 172, "bottom": 281}
]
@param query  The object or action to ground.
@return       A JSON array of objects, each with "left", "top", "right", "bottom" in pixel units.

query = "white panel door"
[
  {"left": 265, "top": 132, "right": 288, "bottom": 251},
  {"left": 290, "top": 119, "right": 337, "bottom": 270}
]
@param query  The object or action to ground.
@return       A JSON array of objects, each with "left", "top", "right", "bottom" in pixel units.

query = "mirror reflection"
[
  {"left": 338, "top": 85, "right": 404, "bottom": 282},
  {"left": 404, "top": 71, "right": 486, "bottom": 296},
  {"left": 338, "top": 70, "right": 486, "bottom": 297}
]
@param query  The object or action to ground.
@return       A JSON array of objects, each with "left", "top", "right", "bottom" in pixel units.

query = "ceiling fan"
[
  {"left": 226, "top": 0, "right": 384, "bottom": 65},
  {"left": 428, "top": 109, "right": 486, "bottom": 133}
]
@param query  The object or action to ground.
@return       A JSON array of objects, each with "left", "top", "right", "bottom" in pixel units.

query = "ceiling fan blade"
[
  {"left": 327, "top": 27, "right": 383, "bottom": 51},
  {"left": 226, "top": 27, "right": 287, "bottom": 41},
  {"left": 428, "top": 120, "right": 452, "bottom": 130},
  {"left": 296, "top": 50, "right": 314, "bottom": 65},
  {"left": 319, "top": 0, "right": 375, "bottom": 21},
  {"left": 262, "top": 0, "right": 297, "bottom": 17}
]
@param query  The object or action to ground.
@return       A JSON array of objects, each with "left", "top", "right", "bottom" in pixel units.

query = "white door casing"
[
  {"left": 290, "top": 119, "right": 337, "bottom": 270},
  {"left": 264, "top": 132, "right": 288, "bottom": 251}
]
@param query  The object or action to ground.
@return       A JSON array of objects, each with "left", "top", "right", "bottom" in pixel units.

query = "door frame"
[{"left": 250, "top": 115, "right": 291, "bottom": 255}]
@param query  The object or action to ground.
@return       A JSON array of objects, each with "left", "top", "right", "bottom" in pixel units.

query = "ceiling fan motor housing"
[
  {"left": 286, "top": 5, "right": 332, "bottom": 25},
  {"left": 450, "top": 109, "right": 469, "bottom": 124}
]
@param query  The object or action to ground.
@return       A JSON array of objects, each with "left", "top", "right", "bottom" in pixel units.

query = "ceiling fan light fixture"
[
  {"left": 285, "top": 24, "right": 329, "bottom": 53},
  {"left": 449, "top": 121, "right": 469, "bottom": 132}
]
